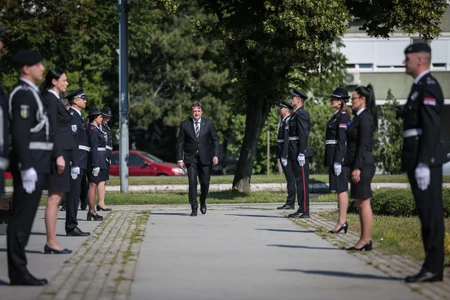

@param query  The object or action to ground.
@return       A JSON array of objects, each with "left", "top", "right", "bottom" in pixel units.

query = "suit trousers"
[
  {"left": 407, "top": 166, "right": 444, "bottom": 275},
  {"left": 65, "top": 169, "right": 86, "bottom": 232},
  {"left": 186, "top": 156, "right": 211, "bottom": 210},
  {"left": 290, "top": 158, "right": 310, "bottom": 213},
  {"left": 7, "top": 173, "right": 47, "bottom": 281},
  {"left": 80, "top": 170, "right": 88, "bottom": 205},
  {"left": 281, "top": 159, "right": 296, "bottom": 207}
]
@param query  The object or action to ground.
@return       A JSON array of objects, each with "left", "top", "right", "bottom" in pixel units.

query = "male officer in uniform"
[
  {"left": 400, "top": 43, "right": 446, "bottom": 283},
  {"left": 0, "top": 26, "right": 9, "bottom": 194},
  {"left": 287, "top": 89, "right": 312, "bottom": 218},
  {"left": 7, "top": 50, "right": 51, "bottom": 285},
  {"left": 277, "top": 100, "right": 296, "bottom": 210},
  {"left": 65, "top": 88, "right": 90, "bottom": 236}
]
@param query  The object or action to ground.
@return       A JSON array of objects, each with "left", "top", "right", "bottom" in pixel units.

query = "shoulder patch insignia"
[
  {"left": 410, "top": 91, "right": 419, "bottom": 102},
  {"left": 424, "top": 97, "right": 436, "bottom": 106},
  {"left": 20, "top": 105, "right": 30, "bottom": 119},
  {"left": 426, "top": 77, "right": 436, "bottom": 85},
  {"left": 339, "top": 123, "right": 347, "bottom": 129},
  {"left": 70, "top": 112, "right": 74, "bottom": 115},
  {"left": 71, "top": 125, "right": 77, "bottom": 132}
]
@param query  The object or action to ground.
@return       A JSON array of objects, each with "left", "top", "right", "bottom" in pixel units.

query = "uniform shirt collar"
[
  {"left": 414, "top": 70, "right": 430, "bottom": 84},
  {"left": 294, "top": 106, "right": 302, "bottom": 112},
  {"left": 71, "top": 106, "right": 82, "bottom": 116},
  {"left": 19, "top": 77, "right": 39, "bottom": 92},
  {"left": 282, "top": 114, "right": 290, "bottom": 122},
  {"left": 356, "top": 108, "right": 366, "bottom": 116},
  {"left": 48, "top": 89, "right": 60, "bottom": 99}
]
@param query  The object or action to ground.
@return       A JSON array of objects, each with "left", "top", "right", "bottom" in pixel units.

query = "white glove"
[
  {"left": 333, "top": 163, "right": 342, "bottom": 176},
  {"left": 297, "top": 154, "right": 305, "bottom": 167},
  {"left": 92, "top": 167, "right": 100, "bottom": 177},
  {"left": 415, "top": 163, "right": 430, "bottom": 191},
  {"left": 281, "top": 158, "right": 287, "bottom": 167},
  {"left": 21, "top": 167, "right": 38, "bottom": 194},
  {"left": 71, "top": 166, "right": 80, "bottom": 180}
]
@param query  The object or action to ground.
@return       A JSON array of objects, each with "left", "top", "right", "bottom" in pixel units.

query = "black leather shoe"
[
  {"left": 87, "top": 211, "right": 103, "bottom": 221},
  {"left": 298, "top": 213, "right": 310, "bottom": 218},
  {"left": 44, "top": 244, "right": 73, "bottom": 254},
  {"left": 347, "top": 240, "right": 372, "bottom": 251},
  {"left": 80, "top": 202, "right": 87, "bottom": 211},
  {"left": 277, "top": 204, "right": 295, "bottom": 210},
  {"left": 200, "top": 203, "right": 207, "bottom": 214},
  {"left": 96, "top": 205, "right": 112, "bottom": 211},
  {"left": 287, "top": 210, "right": 301, "bottom": 218},
  {"left": 66, "top": 227, "right": 90, "bottom": 237},
  {"left": 10, "top": 273, "right": 48, "bottom": 286},
  {"left": 190, "top": 210, "right": 198, "bottom": 216},
  {"left": 405, "top": 271, "right": 443, "bottom": 283}
]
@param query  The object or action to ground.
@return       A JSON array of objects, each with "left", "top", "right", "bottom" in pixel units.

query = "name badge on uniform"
[
  {"left": 424, "top": 97, "right": 436, "bottom": 106},
  {"left": 71, "top": 125, "right": 78, "bottom": 132},
  {"left": 410, "top": 91, "right": 419, "bottom": 102},
  {"left": 20, "top": 105, "right": 30, "bottom": 119}
]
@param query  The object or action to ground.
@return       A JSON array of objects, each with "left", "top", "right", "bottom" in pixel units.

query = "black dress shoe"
[
  {"left": 190, "top": 210, "right": 198, "bottom": 216},
  {"left": 87, "top": 211, "right": 103, "bottom": 221},
  {"left": 277, "top": 204, "right": 295, "bottom": 210},
  {"left": 347, "top": 240, "right": 372, "bottom": 251},
  {"left": 405, "top": 271, "right": 443, "bottom": 283},
  {"left": 287, "top": 210, "right": 301, "bottom": 218},
  {"left": 96, "top": 205, "right": 112, "bottom": 211},
  {"left": 200, "top": 204, "right": 207, "bottom": 214},
  {"left": 80, "top": 202, "right": 87, "bottom": 210},
  {"left": 10, "top": 273, "right": 48, "bottom": 286},
  {"left": 298, "top": 213, "right": 310, "bottom": 218},
  {"left": 44, "top": 244, "right": 73, "bottom": 254},
  {"left": 66, "top": 227, "right": 90, "bottom": 236}
]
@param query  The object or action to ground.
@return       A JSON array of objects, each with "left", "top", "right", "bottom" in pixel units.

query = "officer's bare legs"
[
  {"left": 88, "top": 182, "right": 98, "bottom": 213},
  {"left": 45, "top": 191, "right": 65, "bottom": 250},
  {"left": 333, "top": 190, "right": 348, "bottom": 231},
  {"left": 354, "top": 198, "right": 372, "bottom": 247},
  {"left": 96, "top": 181, "right": 107, "bottom": 208}
]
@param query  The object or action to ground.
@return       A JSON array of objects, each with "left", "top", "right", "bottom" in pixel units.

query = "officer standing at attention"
[
  {"left": 400, "top": 43, "right": 445, "bottom": 283},
  {"left": 287, "top": 89, "right": 313, "bottom": 218},
  {"left": 7, "top": 50, "right": 51, "bottom": 285},
  {"left": 276, "top": 100, "right": 296, "bottom": 210},
  {"left": 97, "top": 106, "right": 113, "bottom": 211},
  {"left": 0, "top": 26, "right": 8, "bottom": 194},
  {"left": 65, "top": 88, "right": 91, "bottom": 236}
]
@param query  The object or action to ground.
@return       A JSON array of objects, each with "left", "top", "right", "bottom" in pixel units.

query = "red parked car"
[{"left": 109, "top": 150, "right": 186, "bottom": 176}]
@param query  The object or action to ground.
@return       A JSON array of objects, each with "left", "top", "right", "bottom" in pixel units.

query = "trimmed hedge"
[{"left": 347, "top": 188, "right": 450, "bottom": 217}]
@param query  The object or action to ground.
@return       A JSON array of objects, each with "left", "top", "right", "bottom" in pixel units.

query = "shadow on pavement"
[
  {"left": 0, "top": 248, "right": 44, "bottom": 254},
  {"left": 256, "top": 228, "right": 315, "bottom": 233},
  {"left": 30, "top": 232, "right": 66, "bottom": 237},
  {"left": 150, "top": 212, "right": 189, "bottom": 216},
  {"left": 278, "top": 269, "right": 402, "bottom": 280},
  {"left": 268, "top": 244, "right": 342, "bottom": 250},
  {"left": 225, "top": 213, "right": 284, "bottom": 218}
]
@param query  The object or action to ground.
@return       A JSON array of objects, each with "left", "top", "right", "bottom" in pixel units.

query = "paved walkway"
[{"left": 0, "top": 204, "right": 448, "bottom": 300}]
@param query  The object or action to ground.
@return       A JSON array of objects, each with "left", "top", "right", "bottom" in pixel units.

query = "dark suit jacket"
[
  {"left": 176, "top": 117, "right": 219, "bottom": 165},
  {"left": 276, "top": 115, "right": 290, "bottom": 159},
  {"left": 345, "top": 109, "right": 375, "bottom": 170},
  {"left": 69, "top": 107, "right": 89, "bottom": 170},
  {"left": 288, "top": 107, "right": 312, "bottom": 159},
  {"left": 324, "top": 111, "right": 350, "bottom": 166}
]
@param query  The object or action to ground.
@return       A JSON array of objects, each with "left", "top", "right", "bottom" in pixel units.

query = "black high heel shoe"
[
  {"left": 87, "top": 211, "right": 103, "bottom": 221},
  {"left": 96, "top": 205, "right": 112, "bottom": 211},
  {"left": 44, "top": 245, "right": 72, "bottom": 254},
  {"left": 329, "top": 222, "right": 348, "bottom": 234},
  {"left": 347, "top": 240, "right": 372, "bottom": 251}
]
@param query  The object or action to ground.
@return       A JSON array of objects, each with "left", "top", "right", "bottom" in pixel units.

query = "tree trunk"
[
  {"left": 232, "top": 92, "right": 270, "bottom": 192},
  {"left": 221, "top": 136, "right": 229, "bottom": 175}
]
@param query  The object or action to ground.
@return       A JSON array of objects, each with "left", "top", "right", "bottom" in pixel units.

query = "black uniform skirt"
[
  {"left": 45, "top": 149, "right": 72, "bottom": 192},
  {"left": 88, "top": 168, "right": 108, "bottom": 183},
  {"left": 350, "top": 164, "right": 375, "bottom": 199},
  {"left": 328, "top": 165, "right": 349, "bottom": 191}
]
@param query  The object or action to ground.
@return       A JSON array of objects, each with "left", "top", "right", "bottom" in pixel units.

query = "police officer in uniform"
[
  {"left": 87, "top": 108, "right": 107, "bottom": 221},
  {"left": 65, "top": 88, "right": 90, "bottom": 236},
  {"left": 0, "top": 26, "right": 8, "bottom": 194},
  {"left": 276, "top": 100, "right": 296, "bottom": 210},
  {"left": 400, "top": 43, "right": 445, "bottom": 283},
  {"left": 97, "top": 106, "right": 113, "bottom": 211},
  {"left": 325, "top": 88, "right": 351, "bottom": 233},
  {"left": 287, "top": 89, "right": 312, "bottom": 218},
  {"left": 7, "top": 50, "right": 51, "bottom": 285}
]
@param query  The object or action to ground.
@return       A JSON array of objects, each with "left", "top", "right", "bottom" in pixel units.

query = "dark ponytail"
[
  {"left": 354, "top": 84, "right": 378, "bottom": 130},
  {"left": 40, "top": 68, "right": 66, "bottom": 95}
]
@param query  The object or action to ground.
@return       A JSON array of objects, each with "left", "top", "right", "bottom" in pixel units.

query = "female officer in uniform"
[
  {"left": 87, "top": 108, "right": 107, "bottom": 221},
  {"left": 324, "top": 88, "right": 351, "bottom": 234},
  {"left": 97, "top": 106, "right": 113, "bottom": 211},
  {"left": 345, "top": 84, "right": 378, "bottom": 251},
  {"left": 40, "top": 68, "right": 75, "bottom": 254}
]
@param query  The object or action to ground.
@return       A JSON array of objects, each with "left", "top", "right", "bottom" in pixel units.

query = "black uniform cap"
[
  {"left": 88, "top": 108, "right": 102, "bottom": 117},
  {"left": 12, "top": 50, "right": 43, "bottom": 66},
  {"left": 290, "top": 88, "right": 308, "bottom": 100},
  {"left": 66, "top": 87, "right": 87, "bottom": 101},
  {"left": 404, "top": 43, "right": 431, "bottom": 54},
  {"left": 101, "top": 106, "right": 112, "bottom": 117},
  {"left": 279, "top": 100, "right": 293, "bottom": 110},
  {"left": 330, "top": 87, "right": 350, "bottom": 99}
]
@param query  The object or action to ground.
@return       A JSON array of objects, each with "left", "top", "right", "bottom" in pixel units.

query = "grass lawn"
[{"left": 318, "top": 211, "right": 450, "bottom": 265}]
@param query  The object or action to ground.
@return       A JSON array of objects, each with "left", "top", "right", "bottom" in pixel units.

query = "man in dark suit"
[
  {"left": 7, "top": 50, "right": 51, "bottom": 285},
  {"left": 400, "top": 43, "right": 445, "bottom": 283},
  {"left": 0, "top": 26, "right": 8, "bottom": 194},
  {"left": 276, "top": 100, "right": 296, "bottom": 210},
  {"left": 287, "top": 89, "right": 312, "bottom": 218},
  {"left": 177, "top": 102, "right": 219, "bottom": 216}
]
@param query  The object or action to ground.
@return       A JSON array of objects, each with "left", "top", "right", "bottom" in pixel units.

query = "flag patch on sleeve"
[
  {"left": 285, "top": 125, "right": 289, "bottom": 129},
  {"left": 424, "top": 97, "right": 436, "bottom": 106},
  {"left": 339, "top": 123, "right": 347, "bottom": 129}
]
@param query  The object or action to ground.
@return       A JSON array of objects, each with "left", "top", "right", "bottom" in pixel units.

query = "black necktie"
[{"left": 195, "top": 121, "right": 199, "bottom": 138}]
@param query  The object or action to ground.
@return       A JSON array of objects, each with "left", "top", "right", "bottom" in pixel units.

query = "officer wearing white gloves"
[
  {"left": 276, "top": 100, "right": 296, "bottom": 210},
  {"left": 7, "top": 50, "right": 52, "bottom": 286},
  {"left": 324, "top": 87, "right": 351, "bottom": 234},
  {"left": 287, "top": 89, "right": 312, "bottom": 218},
  {"left": 400, "top": 43, "right": 446, "bottom": 283}
]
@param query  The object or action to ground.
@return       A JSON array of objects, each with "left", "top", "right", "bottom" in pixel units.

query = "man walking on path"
[{"left": 177, "top": 102, "right": 219, "bottom": 216}]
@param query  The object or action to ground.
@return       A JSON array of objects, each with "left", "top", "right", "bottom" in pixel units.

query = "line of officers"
[{"left": 0, "top": 50, "right": 113, "bottom": 285}]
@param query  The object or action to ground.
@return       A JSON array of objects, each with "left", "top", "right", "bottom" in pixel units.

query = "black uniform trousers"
[
  {"left": 186, "top": 155, "right": 211, "bottom": 210},
  {"left": 290, "top": 158, "right": 310, "bottom": 213},
  {"left": 7, "top": 174, "right": 47, "bottom": 281},
  {"left": 407, "top": 165, "right": 444, "bottom": 275},
  {"left": 281, "top": 159, "right": 296, "bottom": 207},
  {"left": 80, "top": 170, "right": 88, "bottom": 205},
  {"left": 65, "top": 169, "right": 86, "bottom": 232}
]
